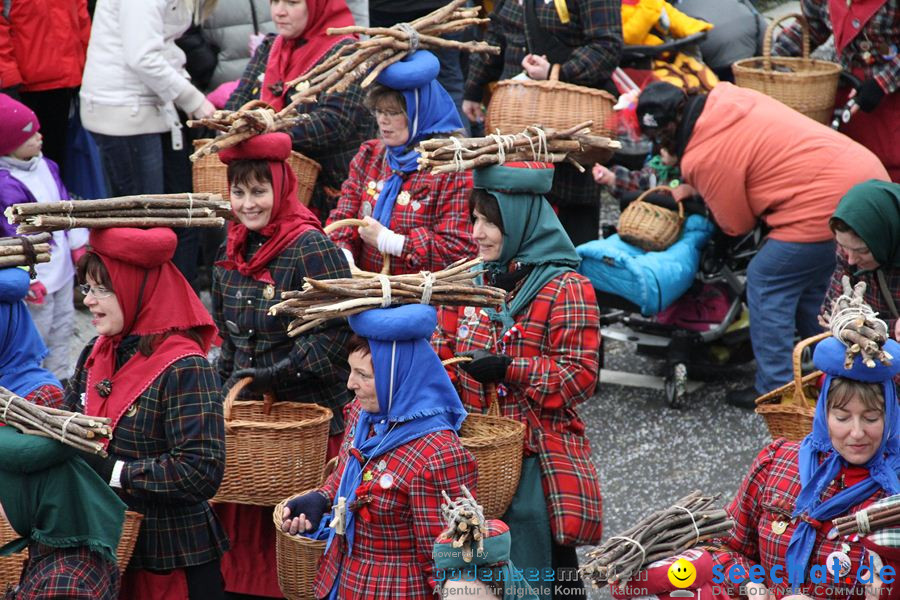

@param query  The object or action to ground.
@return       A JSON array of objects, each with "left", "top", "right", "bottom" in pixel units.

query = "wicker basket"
[
  {"left": 0, "top": 510, "right": 142, "bottom": 589},
  {"left": 617, "top": 186, "right": 684, "bottom": 252},
  {"left": 213, "top": 377, "right": 333, "bottom": 506},
  {"left": 732, "top": 14, "right": 841, "bottom": 124},
  {"left": 192, "top": 139, "right": 322, "bottom": 207},
  {"left": 485, "top": 65, "right": 617, "bottom": 139},
  {"left": 755, "top": 332, "right": 831, "bottom": 441},
  {"left": 323, "top": 218, "right": 390, "bottom": 277},
  {"left": 273, "top": 492, "right": 326, "bottom": 600}
]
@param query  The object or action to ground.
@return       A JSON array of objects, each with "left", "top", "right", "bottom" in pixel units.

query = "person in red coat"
[{"left": 281, "top": 304, "right": 477, "bottom": 600}]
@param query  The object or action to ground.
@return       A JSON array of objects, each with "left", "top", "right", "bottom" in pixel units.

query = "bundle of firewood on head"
[
  {"left": 439, "top": 486, "right": 485, "bottom": 564},
  {"left": 580, "top": 491, "right": 734, "bottom": 587},
  {"left": 5, "top": 193, "right": 231, "bottom": 234},
  {"left": 0, "top": 386, "right": 111, "bottom": 456},
  {"left": 0, "top": 233, "right": 51, "bottom": 272},
  {"left": 818, "top": 276, "right": 893, "bottom": 369},
  {"left": 416, "top": 122, "right": 622, "bottom": 174},
  {"left": 269, "top": 257, "right": 505, "bottom": 336}
]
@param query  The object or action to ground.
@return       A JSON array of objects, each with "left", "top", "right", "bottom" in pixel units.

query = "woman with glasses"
[
  {"left": 64, "top": 227, "right": 228, "bottom": 600},
  {"left": 326, "top": 50, "right": 476, "bottom": 275}
]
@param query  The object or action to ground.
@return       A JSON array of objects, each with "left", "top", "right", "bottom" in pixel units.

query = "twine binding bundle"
[
  {"left": 617, "top": 186, "right": 685, "bottom": 252},
  {"left": 732, "top": 14, "right": 841, "bottom": 124},
  {"left": 273, "top": 491, "right": 326, "bottom": 600},
  {"left": 214, "top": 378, "right": 332, "bottom": 506}
]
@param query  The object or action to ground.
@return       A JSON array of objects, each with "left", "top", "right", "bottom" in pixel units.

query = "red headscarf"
[
  {"left": 261, "top": 0, "right": 356, "bottom": 110},
  {"left": 83, "top": 228, "right": 217, "bottom": 441},
  {"left": 216, "top": 133, "right": 323, "bottom": 284}
]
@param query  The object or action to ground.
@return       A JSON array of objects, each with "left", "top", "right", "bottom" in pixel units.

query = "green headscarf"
[
  {"left": 474, "top": 164, "right": 581, "bottom": 334},
  {"left": 0, "top": 427, "right": 126, "bottom": 564},
  {"left": 832, "top": 180, "right": 900, "bottom": 268}
]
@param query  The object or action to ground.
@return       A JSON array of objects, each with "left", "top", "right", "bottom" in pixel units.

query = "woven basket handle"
[
  {"left": 788, "top": 332, "right": 831, "bottom": 406},
  {"left": 323, "top": 218, "right": 390, "bottom": 275},
  {"left": 634, "top": 185, "right": 684, "bottom": 220},
  {"left": 549, "top": 64, "right": 561, "bottom": 82},
  {"left": 441, "top": 355, "right": 501, "bottom": 416},
  {"left": 224, "top": 376, "right": 276, "bottom": 422},
  {"left": 763, "top": 13, "right": 810, "bottom": 69}
]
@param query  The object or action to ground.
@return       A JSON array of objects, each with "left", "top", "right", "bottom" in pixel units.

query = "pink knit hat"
[{"left": 0, "top": 94, "right": 40, "bottom": 157}]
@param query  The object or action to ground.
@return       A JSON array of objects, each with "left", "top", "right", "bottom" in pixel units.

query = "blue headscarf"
[
  {"left": 371, "top": 50, "right": 463, "bottom": 227},
  {"left": 785, "top": 336, "right": 900, "bottom": 587},
  {"left": 0, "top": 268, "right": 60, "bottom": 397},
  {"left": 316, "top": 304, "right": 467, "bottom": 599}
]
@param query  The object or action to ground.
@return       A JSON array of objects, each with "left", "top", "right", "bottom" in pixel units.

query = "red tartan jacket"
[
  {"left": 313, "top": 402, "right": 478, "bottom": 600},
  {"left": 433, "top": 271, "right": 600, "bottom": 454},
  {"left": 326, "top": 139, "right": 477, "bottom": 275},
  {"left": 712, "top": 439, "right": 900, "bottom": 600}
]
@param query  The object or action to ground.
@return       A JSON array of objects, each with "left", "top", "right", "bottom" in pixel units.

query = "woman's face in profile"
[
  {"left": 347, "top": 350, "right": 379, "bottom": 414},
  {"left": 271, "top": 0, "right": 309, "bottom": 40}
]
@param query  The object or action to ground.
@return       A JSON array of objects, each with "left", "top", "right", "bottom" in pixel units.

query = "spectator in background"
[
  {"left": 0, "top": 0, "right": 91, "bottom": 172},
  {"left": 201, "top": 0, "right": 277, "bottom": 94},
  {"left": 79, "top": 0, "right": 219, "bottom": 285}
]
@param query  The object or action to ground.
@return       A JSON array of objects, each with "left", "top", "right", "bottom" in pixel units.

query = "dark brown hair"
[
  {"left": 347, "top": 334, "right": 371, "bottom": 357},
  {"left": 829, "top": 217, "right": 856, "bottom": 235},
  {"left": 364, "top": 84, "right": 406, "bottom": 114},
  {"left": 469, "top": 188, "right": 505, "bottom": 234},
  {"left": 827, "top": 377, "right": 885, "bottom": 413},
  {"left": 227, "top": 159, "right": 272, "bottom": 189}
]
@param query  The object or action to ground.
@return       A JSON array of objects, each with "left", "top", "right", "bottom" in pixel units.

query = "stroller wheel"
[{"left": 664, "top": 363, "right": 688, "bottom": 409}]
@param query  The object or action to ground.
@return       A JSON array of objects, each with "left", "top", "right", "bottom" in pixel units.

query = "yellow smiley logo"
[{"left": 667, "top": 558, "right": 697, "bottom": 589}]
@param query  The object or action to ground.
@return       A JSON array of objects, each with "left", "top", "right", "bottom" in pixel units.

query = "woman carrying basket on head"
[
  {"left": 225, "top": 0, "right": 374, "bottom": 219},
  {"left": 64, "top": 227, "right": 228, "bottom": 600},
  {"left": 280, "top": 303, "right": 477, "bottom": 600},
  {"left": 433, "top": 163, "right": 601, "bottom": 600},
  {"left": 211, "top": 132, "right": 352, "bottom": 597},
  {"left": 710, "top": 335, "right": 900, "bottom": 600},
  {"left": 326, "top": 50, "right": 476, "bottom": 275}
]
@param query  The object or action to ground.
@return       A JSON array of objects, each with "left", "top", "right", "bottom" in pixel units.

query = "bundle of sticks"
[
  {"left": 818, "top": 276, "right": 893, "bottom": 368},
  {"left": 0, "top": 233, "right": 51, "bottom": 269},
  {"left": 0, "top": 386, "right": 111, "bottom": 456},
  {"left": 5, "top": 194, "right": 230, "bottom": 234},
  {"left": 188, "top": 100, "right": 309, "bottom": 160},
  {"left": 416, "top": 122, "right": 622, "bottom": 174},
  {"left": 439, "top": 486, "right": 485, "bottom": 563},
  {"left": 580, "top": 491, "right": 734, "bottom": 587},
  {"left": 831, "top": 494, "right": 900, "bottom": 538},
  {"left": 270, "top": 257, "right": 505, "bottom": 336},
  {"left": 282, "top": 0, "right": 499, "bottom": 109}
]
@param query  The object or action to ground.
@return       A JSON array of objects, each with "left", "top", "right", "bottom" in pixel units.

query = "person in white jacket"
[{"left": 79, "top": 0, "right": 218, "bottom": 283}]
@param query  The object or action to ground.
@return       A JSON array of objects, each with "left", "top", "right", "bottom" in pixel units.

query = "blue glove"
[{"left": 285, "top": 490, "right": 331, "bottom": 533}]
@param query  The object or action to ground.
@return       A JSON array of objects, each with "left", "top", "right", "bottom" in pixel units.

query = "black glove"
[
  {"left": 855, "top": 78, "right": 886, "bottom": 113},
  {"left": 458, "top": 350, "right": 512, "bottom": 385},
  {"left": 285, "top": 490, "right": 331, "bottom": 531},
  {"left": 233, "top": 359, "right": 291, "bottom": 393},
  {"left": 79, "top": 451, "right": 119, "bottom": 484}
]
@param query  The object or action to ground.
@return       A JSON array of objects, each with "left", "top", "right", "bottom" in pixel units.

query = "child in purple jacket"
[{"left": 0, "top": 93, "right": 87, "bottom": 384}]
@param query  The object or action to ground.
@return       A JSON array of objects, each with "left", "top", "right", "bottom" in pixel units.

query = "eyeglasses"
[
  {"left": 79, "top": 284, "right": 114, "bottom": 299},
  {"left": 373, "top": 108, "right": 405, "bottom": 119}
]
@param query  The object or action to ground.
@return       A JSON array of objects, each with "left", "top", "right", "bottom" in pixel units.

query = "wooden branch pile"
[
  {"left": 0, "top": 386, "right": 111, "bottom": 456},
  {"left": 831, "top": 494, "right": 900, "bottom": 538},
  {"left": 818, "top": 276, "right": 893, "bottom": 368},
  {"left": 5, "top": 194, "right": 230, "bottom": 234},
  {"left": 439, "top": 486, "right": 485, "bottom": 563},
  {"left": 0, "top": 233, "right": 51, "bottom": 269},
  {"left": 416, "top": 122, "right": 622, "bottom": 174},
  {"left": 580, "top": 491, "right": 734, "bottom": 587},
  {"left": 282, "top": 0, "right": 499, "bottom": 109},
  {"left": 188, "top": 100, "right": 309, "bottom": 160},
  {"left": 270, "top": 257, "right": 505, "bottom": 336}
]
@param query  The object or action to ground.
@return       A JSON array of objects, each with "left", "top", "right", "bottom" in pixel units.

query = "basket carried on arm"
[
  {"left": 322, "top": 218, "right": 390, "bottom": 278},
  {"left": 213, "top": 377, "right": 332, "bottom": 506},
  {"left": 486, "top": 65, "right": 617, "bottom": 138},
  {"left": 754, "top": 332, "right": 831, "bottom": 442},
  {"left": 272, "top": 491, "right": 326, "bottom": 600},
  {"left": 617, "top": 186, "right": 685, "bottom": 252},
  {"left": 732, "top": 14, "right": 841, "bottom": 124}
]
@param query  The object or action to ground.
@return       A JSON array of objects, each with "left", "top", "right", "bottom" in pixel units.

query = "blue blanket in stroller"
[{"left": 576, "top": 214, "right": 716, "bottom": 316}]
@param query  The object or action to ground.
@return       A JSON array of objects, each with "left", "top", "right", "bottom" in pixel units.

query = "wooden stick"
[
  {"left": 18, "top": 216, "right": 224, "bottom": 232},
  {"left": 0, "top": 243, "right": 50, "bottom": 256},
  {"left": 0, "top": 253, "right": 51, "bottom": 267},
  {"left": 0, "top": 233, "right": 52, "bottom": 246}
]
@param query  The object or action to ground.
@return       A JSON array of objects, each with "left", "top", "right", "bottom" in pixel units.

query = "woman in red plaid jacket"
[
  {"left": 280, "top": 304, "right": 477, "bottom": 599},
  {"left": 712, "top": 336, "right": 900, "bottom": 600},
  {"left": 433, "top": 162, "right": 601, "bottom": 600},
  {"left": 327, "top": 50, "right": 476, "bottom": 275}
]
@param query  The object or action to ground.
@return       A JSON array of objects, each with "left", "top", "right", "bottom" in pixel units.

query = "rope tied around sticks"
[
  {"left": 526, "top": 126, "right": 550, "bottom": 161},
  {"left": 396, "top": 23, "right": 420, "bottom": 55},
  {"left": 377, "top": 274, "right": 392, "bottom": 308},
  {"left": 672, "top": 504, "right": 701, "bottom": 546},
  {"left": 831, "top": 302, "right": 888, "bottom": 347},
  {"left": 420, "top": 272, "right": 435, "bottom": 305},
  {"left": 18, "top": 236, "right": 38, "bottom": 278},
  {"left": 608, "top": 535, "right": 647, "bottom": 565},
  {"left": 855, "top": 508, "right": 872, "bottom": 536},
  {"left": 60, "top": 413, "right": 78, "bottom": 444}
]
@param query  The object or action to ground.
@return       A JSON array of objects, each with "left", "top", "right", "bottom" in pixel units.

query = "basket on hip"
[
  {"left": 192, "top": 139, "right": 322, "bottom": 207},
  {"left": 755, "top": 332, "right": 830, "bottom": 442},
  {"left": 485, "top": 65, "right": 617, "bottom": 139},
  {"left": 213, "top": 377, "right": 333, "bottom": 506},
  {"left": 273, "top": 492, "right": 326, "bottom": 600},
  {"left": 617, "top": 186, "right": 685, "bottom": 252},
  {"left": 732, "top": 14, "right": 841, "bottom": 124}
]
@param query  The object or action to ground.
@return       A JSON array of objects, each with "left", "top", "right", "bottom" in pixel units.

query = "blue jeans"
[
  {"left": 746, "top": 238, "right": 836, "bottom": 394},
  {"left": 91, "top": 130, "right": 200, "bottom": 285}
]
